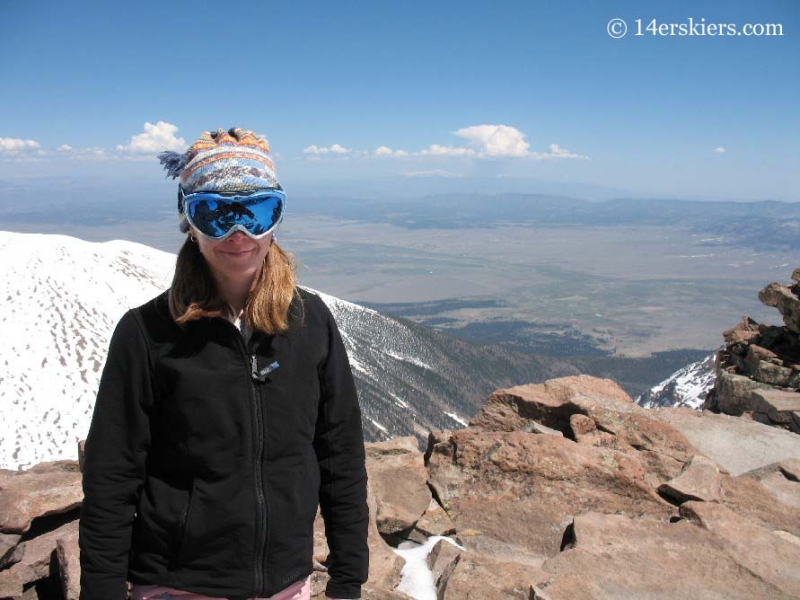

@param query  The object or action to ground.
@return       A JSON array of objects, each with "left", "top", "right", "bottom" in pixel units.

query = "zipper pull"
[
  {"left": 251, "top": 355, "right": 260, "bottom": 380},
  {"left": 251, "top": 356, "right": 280, "bottom": 382}
]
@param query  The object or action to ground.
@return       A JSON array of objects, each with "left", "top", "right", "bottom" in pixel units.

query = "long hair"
[{"left": 168, "top": 237, "right": 296, "bottom": 333}]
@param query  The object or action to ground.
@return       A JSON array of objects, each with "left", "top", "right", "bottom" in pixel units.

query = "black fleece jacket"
[{"left": 79, "top": 288, "right": 368, "bottom": 600}]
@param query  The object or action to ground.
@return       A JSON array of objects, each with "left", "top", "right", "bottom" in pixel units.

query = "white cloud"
[
  {"left": 0, "top": 137, "right": 41, "bottom": 154},
  {"left": 420, "top": 144, "right": 477, "bottom": 157},
  {"left": 57, "top": 144, "right": 73, "bottom": 152},
  {"left": 303, "top": 143, "right": 351, "bottom": 155},
  {"left": 714, "top": 147, "right": 727, "bottom": 154},
  {"left": 302, "top": 125, "right": 588, "bottom": 162},
  {"left": 375, "top": 146, "right": 409, "bottom": 157},
  {"left": 402, "top": 170, "right": 464, "bottom": 178},
  {"left": 117, "top": 121, "right": 187, "bottom": 153},
  {"left": 530, "top": 143, "right": 589, "bottom": 160},
  {"left": 453, "top": 124, "right": 530, "bottom": 157}
]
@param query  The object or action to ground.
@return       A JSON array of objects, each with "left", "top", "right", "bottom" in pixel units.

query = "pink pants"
[{"left": 131, "top": 577, "right": 310, "bottom": 600}]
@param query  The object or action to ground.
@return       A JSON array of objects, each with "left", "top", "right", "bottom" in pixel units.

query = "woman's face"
[{"left": 193, "top": 229, "right": 273, "bottom": 284}]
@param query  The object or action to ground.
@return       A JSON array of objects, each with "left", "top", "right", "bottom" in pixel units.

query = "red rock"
[
  {"left": 658, "top": 455, "right": 722, "bottom": 503},
  {"left": 534, "top": 511, "right": 794, "bottom": 600},
  {"left": 366, "top": 437, "right": 431, "bottom": 536},
  {"left": 427, "top": 429, "right": 674, "bottom": 561},
  {"left": 0, "top": 466, "right": 82, "bottom": 534},
  {"left": 682, "top": 501, "right": 800, "bottom": 597}
]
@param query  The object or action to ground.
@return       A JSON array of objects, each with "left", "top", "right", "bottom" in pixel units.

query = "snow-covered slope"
[
  {"left": 1, "top": 231, "right": 573, "bottom": 470},
  {"left": 0, "top": 232, "right": 174, "bottom": 469},
  {"left": 636, "top": 352, "right": 717, "bottom": 409}
]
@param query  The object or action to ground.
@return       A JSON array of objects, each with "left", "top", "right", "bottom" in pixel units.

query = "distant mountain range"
[{"left": 0, "top": 231, "right": 579, "bottom": 469}]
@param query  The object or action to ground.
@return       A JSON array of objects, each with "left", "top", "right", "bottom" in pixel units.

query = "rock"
[
  {"left": 313, "top": 481, "right": 405, "bottom": 595},
  {"left": 780, "top": 457, "right": 800, "bottom": 480},
  {"left": 0, "top": 520, "right": 78, "bottom": 599},
  {"left": 409, "top": 499, "right": 455, "bottom": 543},
  {"left": 426, "top": 538, "right": 461, "bottom": 598},
  {"left": 366, "top": 437, "right": 431, "bottom": 536},
  {"left": 751, "top": 388, "right": 800, "bottom": 426},
  {"left": 474, "top": 375, "right": 700, "bottom": 469},
  {"left": 470, "top": 375, "right": 632, "bottom": 435},
  {"left": 442, "top": 552, "right": 544, "bottom": 600},
  {"left": 427, "top": 428, "right": 674, "bottom": 561},
  {"left": 722, "top": 316, "right": 761, "bottom": 346},
  {"left": 719, "top": 473, "right": 800, "bottom": 535},
  {"left": 56, "top": 527, "right": 80, "bottom": 600},
  {"left": 682, "top": 501, "right": 800, "bottom": 598},
  {"left": 654, "top": 407, "right": 800, "bottom": 476},
  {"left": 0, "top": 466, "right": 82, "bottom": 533},
  {"left": 658, "top": 455, "right": 722, "bottom": 503},
  {"left": 740, "top": 461, "right": 800, "bottom": 509},
  {"left": 77, "top": 441, "right": 86, "bottom": 473},
  {"left": 364, "top": 482, "right": 405, "bottom": 592},
  {"left": 707, "top": 370, "right": 774, "bottom": 416},
  {"left": 533, "top": 511, "right": 795, "bottom": 600},
  {"left": 0, "top": 532, "right": 21, "bottom": 569},
  {"left": 759, "top": 282, "right": 800, "bottom": 333}
]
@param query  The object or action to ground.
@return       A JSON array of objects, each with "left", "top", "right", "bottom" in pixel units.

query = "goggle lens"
[{"left": 183, "top": 190, "right": 285, "bottom": 240}]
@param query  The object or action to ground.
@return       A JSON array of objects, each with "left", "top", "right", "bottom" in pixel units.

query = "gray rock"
[{"left": 654, "top": 407, "right": 800, "bottom": 476}]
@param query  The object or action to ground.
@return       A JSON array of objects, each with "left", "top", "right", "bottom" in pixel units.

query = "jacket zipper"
[{"left": 237, "top": 337, "right": 269, "bottom": 597}]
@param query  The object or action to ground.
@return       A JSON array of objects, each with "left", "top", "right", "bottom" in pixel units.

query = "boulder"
[
  {"left": 427, "top": 428, "right": 674, "bottom": 561},
  {"left": 707, "top": 370, "right": 773, "bottom": 416},
  {"left": 533, "top": 511, "right": 795, "bottom": 600},
  {"left": 722, "top": 316, "right": 760, "bottom": 346},
  {"left": 408, "top": 499, "right": 455, "bottom": 543},
  {"left": 750, "top": 388, "right": 800, "bottom": 426},
  {"left": 0, "top": 520, "right": 78, "bottom": 599},
  {"left": 366, "top": 437, "right": 431, "bottom": 536},
  {"left": 780, "top": 457, "right": 800, "bottom": 480},
  {"left": 0, "top": 532, "right": 21, "bottom": 569},
  {"left": 470, "top": 375, "right": 632, "bottom": 435},
  {"left": 313, "top": 480, "right": 405, "bottom": 595},
  {"left": 718, "top": 474, "right": 800, "bottom": 536},
  {"left": 473, "top": 375, "right": 699, "bottom": 468},
  {"left": 740, "top": 460, "right": 800, "bottom": 509},
  {"left": 658, "top": 455, "right": 722, "bottom": 503},
  {"left": 442, "top": 552, "right": 544, "bottom": 600},
  {"left": 682, "top": 501, "right": 800, "bottom": 598},
  {"left": 759, "top": 282, "right": 800, "bottom": 333},
  {"left": 426, "top": 538, "right": 461, "bottom": 598},
  {"left": 0, "top": 464, "right": 82, "bottom": 533},
  {"left": 56, "top": 527, "right": 80, "bottom": 600},
  {"left": 654, "top": 407, "right": 800, "bottom": 476}
]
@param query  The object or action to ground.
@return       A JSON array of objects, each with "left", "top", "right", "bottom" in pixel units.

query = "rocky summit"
[
  {"left": 706, "top": 268, "right": 800, "bottom": 434},
  {"left": 2, "top": 375, "right": 800, "bottom": 599}
]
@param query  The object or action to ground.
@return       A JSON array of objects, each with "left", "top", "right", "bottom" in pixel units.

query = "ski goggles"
[{"left": 179, "top": 187, "right": 286, "bottom": 241}]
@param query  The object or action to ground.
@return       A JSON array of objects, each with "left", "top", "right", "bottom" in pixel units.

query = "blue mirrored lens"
[{"left": 185, "top": 192, "right": 284, "bottom": 239}]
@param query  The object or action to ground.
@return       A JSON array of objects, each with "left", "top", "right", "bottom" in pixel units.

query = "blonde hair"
[{"left": 169, "top": 237, "right": 296, "bottom": 334}]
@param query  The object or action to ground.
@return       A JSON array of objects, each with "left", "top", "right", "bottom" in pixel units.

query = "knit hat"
[{"left": 158, "top": 127, "right": 281, "bottom": 232}]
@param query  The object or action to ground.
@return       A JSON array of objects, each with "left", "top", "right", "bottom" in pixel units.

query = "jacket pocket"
[{"left": 174, "top": 478, "right": 198, "bottom": 566}]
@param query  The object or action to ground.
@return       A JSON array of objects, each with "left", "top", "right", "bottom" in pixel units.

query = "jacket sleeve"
[
  {"left": 79, "top": 310, "right": 153, "bottom": 600},
  {"left": 312, "top": 301, "right": 369, "bottom": 600}
]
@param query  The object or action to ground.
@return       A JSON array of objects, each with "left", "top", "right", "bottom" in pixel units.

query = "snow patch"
[{"left": 394, "top": 536, "right": 465, "bottom": 600}]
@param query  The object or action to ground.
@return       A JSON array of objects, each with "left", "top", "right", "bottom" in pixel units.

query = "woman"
[{"left": 79, "top": 128, "right": 369, "bottom": 600}]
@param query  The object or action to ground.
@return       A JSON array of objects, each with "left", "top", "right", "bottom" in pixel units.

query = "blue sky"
[{"left": 0, "top": 0, "right": 797, "bottom": 201}]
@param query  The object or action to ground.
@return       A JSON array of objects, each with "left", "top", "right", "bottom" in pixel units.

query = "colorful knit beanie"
[{"left": 158, "top": 127, "right": 281, "bottom": 233}]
